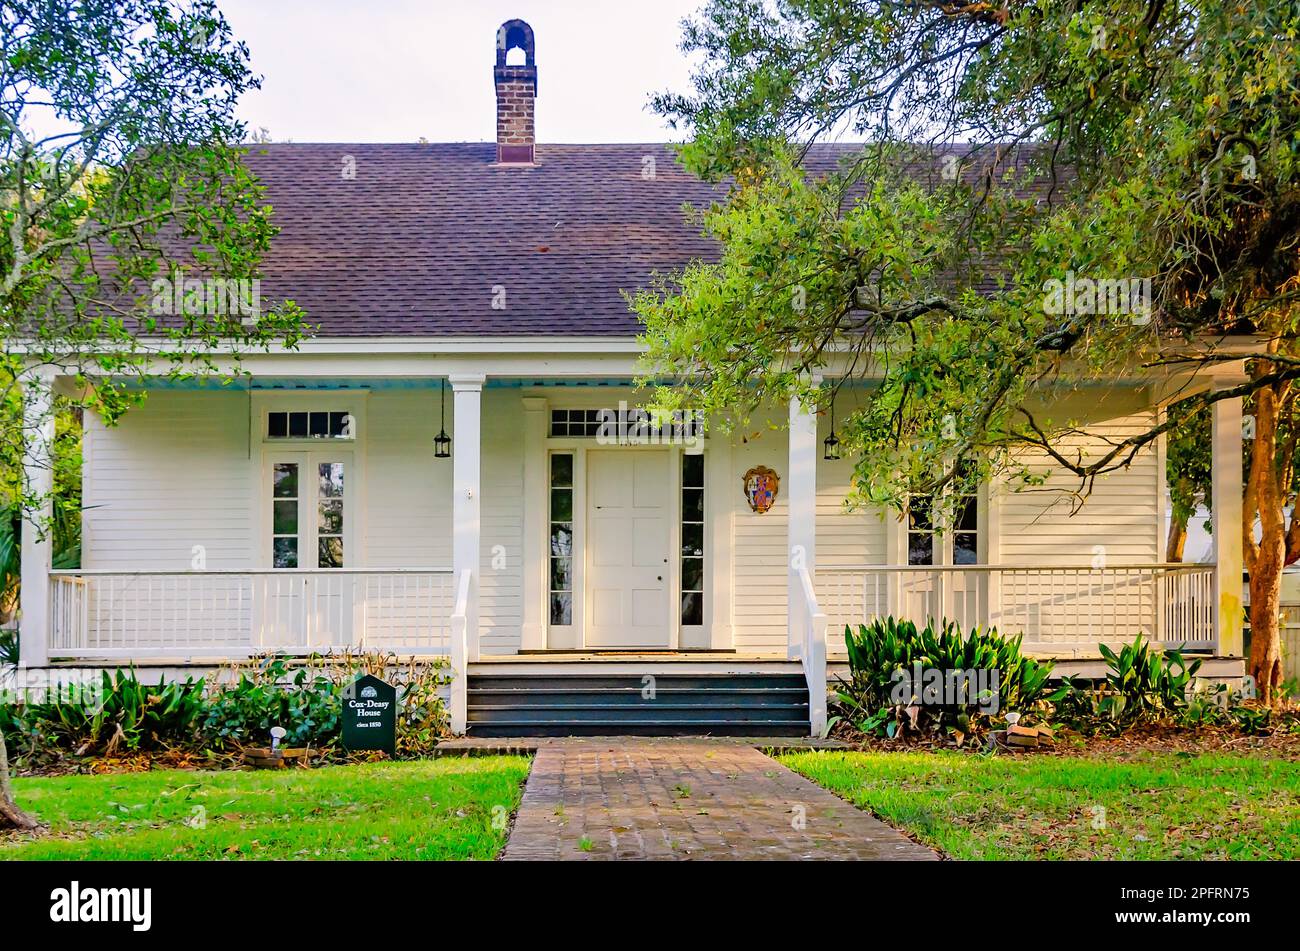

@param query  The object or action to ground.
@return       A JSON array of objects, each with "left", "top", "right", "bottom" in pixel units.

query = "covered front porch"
[{"left": 16, "top": 348, "right": 1248, "bottom": 736}]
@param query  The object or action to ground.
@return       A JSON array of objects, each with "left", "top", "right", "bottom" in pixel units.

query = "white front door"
[
  {"left": 585, "top": 450, "right": 672, "bottom": 648},
  {"left": 261, "top": 451, "right": 355, "bottom": 648}
]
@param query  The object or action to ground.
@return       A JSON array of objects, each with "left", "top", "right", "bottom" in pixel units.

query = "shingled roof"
[
  {"left": 242, "top": 142, "right": 732, "bottom": 337},
  {"left": 233, "top": 17, "right": 1051, "bottom": 339},
  {"left": 238, "top": 139, "right": 1059, "bottom": 338}
]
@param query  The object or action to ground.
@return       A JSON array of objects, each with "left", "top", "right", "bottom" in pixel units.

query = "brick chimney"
[{"left": 494, "top": 19, "right": 537, "bottom": 164}]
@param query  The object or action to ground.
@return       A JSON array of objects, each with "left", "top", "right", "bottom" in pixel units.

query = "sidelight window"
[
  {"left": 681, "top": 453, "right": 705, "bottom": 626},
  {"left": 549, "top": 453, "right": 574, "bottom": 625}
]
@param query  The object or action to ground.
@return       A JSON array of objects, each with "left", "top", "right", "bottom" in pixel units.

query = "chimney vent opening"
[
  {"left": 494, "top": 19, "right": 538, "bottom": 165},
  {"left": 495, "top": 20, "right": 535, "bottom": 67}
]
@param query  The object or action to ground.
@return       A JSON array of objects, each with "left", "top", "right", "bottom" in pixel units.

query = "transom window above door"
[
  {"left": 549, "top": 407, "right": 704, "bottom": 440},
  {"left": 550, "top": 409, "right": 602, "bottom": 438},
  {"left": 267, "top": 410, "right": 354, "bottom": 440}
]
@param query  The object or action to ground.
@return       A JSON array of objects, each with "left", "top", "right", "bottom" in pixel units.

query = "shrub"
[
  {"left": 3, "top": 669, "right": 206, "bottom": 759},
  {"left": 200, "top": 655, "right": 340, "bottom": 750},
  {"left": 201, "top": 652, "right": 451, "bottom": 756},
  {"left": 1099, "top": 636, "right": 1202, "bottom": 717},
  {"left": 836, "top": 617, "right": 1055, "bottom": 738},
  {"left": 1050, "top": 635, "right": 1206, "bottom": 734},
  {"left": 2, "top": 652, "right": 453, "bottom": 766},
  {"left": 197, "top": 654, "right": 338, "bottom": 748},
  {"left": 394, "top": 663, "right": 452, "bottom": 757}
]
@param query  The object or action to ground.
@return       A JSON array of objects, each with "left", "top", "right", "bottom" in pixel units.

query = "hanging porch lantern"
[
  {"left": 823, "top": 391, "right": 842, "bottom": 461},
  {"left": 434, "top": 378, "right": 452, "bottom": 458}
]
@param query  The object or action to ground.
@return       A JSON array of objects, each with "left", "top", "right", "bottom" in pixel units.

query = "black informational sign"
[{"left": 341, "top": 674, "right": 397, "bottom": 754}]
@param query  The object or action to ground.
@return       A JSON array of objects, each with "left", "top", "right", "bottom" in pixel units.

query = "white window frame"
[{"left": 251, "top": 391, "right": 368, "bottom": 571}]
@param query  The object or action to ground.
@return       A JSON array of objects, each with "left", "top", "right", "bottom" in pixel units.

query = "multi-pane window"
[
  {"left": 318, "top": 462, "right": 345, "bottom": 568},
  {"left": 550, "top": 409, "right": 602, "bottom": 438},
  {"left": 952, "top": 486, "right": 979, "bottom": 565},
  {"left": 681, "top": 453, "right": 704, "bottom": 626},
  {"left": 907, "top": 469, "right": 980, "bottom": 566},
  {"left": 272, "top": 463, "right": 300, "bottom": 568},
  {"left": 549, "top": 407, "right": 704, "bottom": 441},
  {"left": 906, "top": 496, "right": 934, "bottom": 566},
  {"left": 267, "top": 411, "right": 353, "bottom": 439},
  {"left": 549, "top": 453, "right": 574, "bottom": 625},
  {"left": 271, "top": 460, "right": 345, "bottom": 569}
]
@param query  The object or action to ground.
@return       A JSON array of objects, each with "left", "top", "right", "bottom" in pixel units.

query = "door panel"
[{"left": 585, "top": 451, "right": 671, "bottom": 647}]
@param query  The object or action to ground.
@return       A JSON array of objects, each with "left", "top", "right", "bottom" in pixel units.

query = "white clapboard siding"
[
  {"left": 479, "top": 388, "right": 524, "bottom": 653},
  {"left": 78, "top": 386, "right": 1164, "bottom": 658},
  {"left": 730, "top": 415, "right": 792, "bottom": 653},
  {"left": 730, "top": 401, "right": 888, "bottom": 653},
  {"left": 360, "top": 390, "right": 459, "bottom": 649},
  {"left": 363, "top": 389, "right": 450, "bottom": 568},
  {"left": 80, "top": 391, "right": 255, "bottom": 651},
  {"left": 78, "top": 387, "right": 477, "bottom": 652},
  {"left": 83, "top": 390, "right": 254, "bottom": 570},
  {"left": 995, "top": 411, "right": 1163, "bottom": 649}
]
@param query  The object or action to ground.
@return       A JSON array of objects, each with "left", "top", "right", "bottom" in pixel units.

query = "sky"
[{"left": 217, "top": 0, "right": 706, "bottom": 143}]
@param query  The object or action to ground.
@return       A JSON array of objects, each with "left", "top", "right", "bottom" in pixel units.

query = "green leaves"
[
  {"left": 1054, "top": 634, "right": 1211, "bottom": 734},
  {"left": 835, "top": 615, "right": 1056, "bottom": 738},
  {"left": 639, "top": 0, "right": 1300, "bottom": 505},
  {"left": 3, "top": 652, "right": 454, "bottom": 765},
  {"left": 1, "top": 667, "right": 206, "bottom": 757},
  {"left": 2, "top": 1, "right": 307, "bottom": 523}
]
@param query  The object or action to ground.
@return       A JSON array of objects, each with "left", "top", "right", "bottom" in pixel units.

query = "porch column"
[
  {"left": 520, "top": 396, "right": 547, "bottom": 651},
  {"left": 787, "top": 391, "right": 818, "bottom": 659},
  {"left": 1211, "top": 395, "right": 1245, "bottom": 656},
  {"left": 19, "top": 369, "right": 54, "bottom": 668},
  {"left": 451, "top": 373, "right": 485, "bottom": 662}
]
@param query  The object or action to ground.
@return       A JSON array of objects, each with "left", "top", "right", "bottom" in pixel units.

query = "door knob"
[{"left": 657, "top": 576, "right": 663, "bottom": 582}]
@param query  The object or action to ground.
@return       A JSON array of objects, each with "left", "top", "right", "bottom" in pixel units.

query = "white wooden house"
[{"left": 17, "top": 20, "right": 1248, "bottom": 736}]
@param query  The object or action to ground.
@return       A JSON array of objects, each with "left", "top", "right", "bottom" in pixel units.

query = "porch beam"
[
  {"left": 1211, "top": 394, "right": 1244, "bottom": 656},
  {"left": 19, "top": 369, "right": 54, "bottom": 668},
  {"left": 451, "top": 373, "right": 485, "bottom": 662},
  {"left": 787, "top": 390, "right": 819, "bottom": 659}
]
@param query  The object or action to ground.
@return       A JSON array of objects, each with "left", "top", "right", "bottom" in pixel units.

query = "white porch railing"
[
  {"left": 817, "top": 563, "right": 1216, "bottom": 655},
  {"left": 449, "top": 568, "right": 472, "bottom": 735},
  {"left": 49, "top": 568, "right": 455, "bottom": 659},
  {"left": 791, "top": 563, "right": 828, "bottom": 736}
]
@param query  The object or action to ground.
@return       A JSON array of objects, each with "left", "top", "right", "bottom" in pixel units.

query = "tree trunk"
[
  {"left": 1248, "top": 542, "right": 1286, "bottom": 704},
  {"left": 1166, "top": 515, "right": 1187, "bottom": 562},
  {"left": 0, "top": 729, "right": 39, "bottom": 832},
  {"left": 1245, "top": 378, "right": 1286, "bottom": 705}
]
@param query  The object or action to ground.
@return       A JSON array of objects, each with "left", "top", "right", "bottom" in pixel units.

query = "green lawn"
[
  {"left": 2, "top": 756, "right": 532, "bottom": 860},
  {"left": 781, "top": 749, "right": 1300, "bottom": 860}
]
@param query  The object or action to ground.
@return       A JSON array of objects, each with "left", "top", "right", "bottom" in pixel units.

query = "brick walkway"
[{"left": 501, "top": 740, "right": 938, "bottom": 861}]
